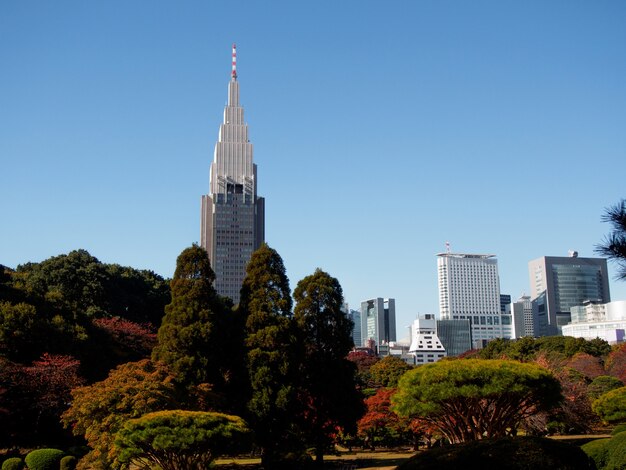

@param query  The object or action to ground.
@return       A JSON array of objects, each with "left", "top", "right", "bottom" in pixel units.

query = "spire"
[{"left": 231, "top": 43, "right": 237, "bottom": 80}]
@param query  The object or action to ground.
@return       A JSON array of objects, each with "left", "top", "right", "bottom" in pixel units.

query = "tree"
[
  {"left": 0, "top": 301, "right": 44, "bottom": 362},
  {"left": 114, "top": 410, "right": 250, "bottom": 470},
  {"left": 293, "top": 269, "right": 364, "bottom": 465},
  {"left": 588, "top": 375, "right": 624, "bottom": 401},
  {"left": 606, "top": 343, "right": 626, "bottom": 383},
  {"left": 564, "top": 352, "right": 605, "bottom": 381},
  {"left": 392, "top": 359, "right": 562, "bottom": 443},
  {"left": 596, "top": 198, "right": 626, "bottom": 280},
  {"left": 370, "top": 355, "right": 413, "bottom": 388},
  {"left": 238, "top": 244, "right": 299, "bottom": 467},
  {"left": 592, "top": 386, "right": 626, "bottom": 424},
  {"left": 347, "top": 350, "right": 380, "bottom": 391},
  {"left": 62, "top": 360, "right": 180, "bottom": 469},
  {"left": 152, "top": 245, "right": 229, "bottom": 390},
  {"left": 358, "top": 388, "right": 412, "bottom": 449}
]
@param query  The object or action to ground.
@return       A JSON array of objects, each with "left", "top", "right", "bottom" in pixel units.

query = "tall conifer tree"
[
  {"left": 152, "top": 245, "right": 228, "bottom": 391},
  {"left": 293, "top": 269, "right": 364, "bottom": 465},
  {"left": 239, "top": 243, "right": 299, "bottom": 467}
]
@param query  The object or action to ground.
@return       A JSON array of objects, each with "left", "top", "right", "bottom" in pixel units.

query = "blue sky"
[{"left": 2, "top": 1, "right": 625, "bottom": 335}]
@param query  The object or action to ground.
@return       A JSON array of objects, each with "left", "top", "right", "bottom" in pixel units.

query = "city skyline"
[{"left": 2, "top": 1, "right": 626, "bottom": 333}]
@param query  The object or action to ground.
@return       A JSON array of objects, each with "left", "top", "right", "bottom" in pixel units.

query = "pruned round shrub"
[
  {"left": 60, "top": 455, "right": 77, "bottom": 470},
  {"left": 24, "top": 449, "right": 65, "bottom": 470},
  {"left": 1, "top": 458, "right": 25, "bottom": 470},
  {"left": 581, "top": 438, "right": 611, "bottom": 469},
  {"left": 612, "top": 423, "right": 626, "bottom": 436},
  {"left": 396, "top": 436, "right": 594, "bottom": 469},
  {"left": 605, "top": 431, "right": 626, "bottom": 470}
]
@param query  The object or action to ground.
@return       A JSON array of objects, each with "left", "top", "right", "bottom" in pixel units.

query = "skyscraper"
[
  {"left": 437, "top": 252, "right": 512, "bottom": 348},
  {"left": 360, "top": 298, "right": 396, "bottom": 353},
  {"left": 201, "top": 45, "right": 265, "bottom": 304},
  {"left": 528, "top": 253, "right": 610, "bottom": 335}
]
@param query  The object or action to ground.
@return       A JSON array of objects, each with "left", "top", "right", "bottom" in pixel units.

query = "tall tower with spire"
[{"left": 201, "top": 44, "right": 265, "bottom": 304}]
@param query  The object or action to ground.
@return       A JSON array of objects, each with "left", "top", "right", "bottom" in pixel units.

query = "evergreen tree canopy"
[
  {"left": 293, "top": 269, "right": 364, "bottom": 464},
  {"left": 392, "top": 359, "right": 562, "bottom": 443},
  {"left": 152, "top": 245, "right": 228, "bottom": 389},
  {"left": 596, "top": 198, "right": 626, "bottom": 280},
  {"left": 239, "top": 244, "right": 298, "bottom": 466}
]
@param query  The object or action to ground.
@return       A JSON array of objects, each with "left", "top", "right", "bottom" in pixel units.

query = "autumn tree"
[
  {"left": 238, "top": 244, "right": 299, "bottom": 467},
  {"left": 114, "top": 410, "right": 250, "bottom": 470},
  {"left": 370, "top": 355, "right": 413, "bottom": 388},
  {"left": 596, "top": 198, "right": 626, "bottom": 280},
  {"left": 392, "top": 359, "right": 562, "bottom": 443},
  {"left": 62, "top": 360, "right": 180, "bottom": 469},
  {"left": 152, "top": 245, "right": 230, "bottom": 391},
  {"left": 347, "top": 350, "right": 380, "bottom": 391},
  {"left": 606, "top": 343, "right": 626, "bottom": 383},
  {"left": 293, "top": 269, "right": 364, "bottom": 465},
  {"left": 358, "top": 388, "right": 412, "bottom": 448}
]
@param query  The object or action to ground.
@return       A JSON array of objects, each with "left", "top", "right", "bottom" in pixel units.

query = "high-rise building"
[
  {"left": 510, "top": 295, "right": 537, "bottom": 338},
  {"left": 360, "top": 298, "right": 396, "bottom": 353},
  {"left": 528, "top": 253, "right": 610, "bottom": 335},
  {"left": 436, "top": 319, "right": 472, "bottom": 356},
  {"left": 201, "top": 45, "right": 265, "bottom": 304},
  {"left": 437, "top": 252, "right": 512, "bottom": 348}
]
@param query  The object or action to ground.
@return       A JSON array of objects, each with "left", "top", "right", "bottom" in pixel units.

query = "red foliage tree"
[
  {"left": 358, "top": 388, "right": 412, "bottom": 449},
  {"left": 606, "top": 343, "right": 626, "bottom": 382},
  {"left": 93, "top": 317, "right": 156, "bottom": 358},
  {"left": 565, "top": 352, "right": 605, "bottom": 381}
]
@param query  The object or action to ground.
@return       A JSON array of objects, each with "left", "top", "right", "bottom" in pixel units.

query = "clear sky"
[{"left": 2, "top": 1, "right": 625, "bottom": 336}]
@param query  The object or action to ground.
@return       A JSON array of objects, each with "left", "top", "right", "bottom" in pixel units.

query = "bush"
[
  {"left": 605, "top": 431, "right": 626, "bottom": 470},
  {"left": 60, "top": 455, "right": 77, "bottom": 470},
  {"left": 396, "top": 436, "right": 594, "bottom": 469},
  {"left": 581, "top": 438, "right": 611, "bottom": 469},
  {"left": 612, "top": 424, "right": 626, "bottom": 436},
  {"left": 1, "top": 458, "right": 24, "bottom": 470},
  {"left": 24, "top": 449, "right": 65, "bottom": 470}
]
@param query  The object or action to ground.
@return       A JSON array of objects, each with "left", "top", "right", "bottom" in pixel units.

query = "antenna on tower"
[
  {"left": 231, "top": 43, "right": 237, "bottom": 79},
  {"left": 445, "top": 241, "right": 451, "bottom": 254}
]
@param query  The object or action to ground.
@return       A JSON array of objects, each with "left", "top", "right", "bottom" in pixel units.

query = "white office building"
[
  {"left": 437, "top": 252, "right": 512, "bottom": 348},
  {"left": 562, "top": 300, "right": 626, "bottom": 344},
  {"left": 408, "top": 314, "right": 446, "bottom": 364}
]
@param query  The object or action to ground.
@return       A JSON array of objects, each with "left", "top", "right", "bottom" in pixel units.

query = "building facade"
[
  {"left": 360, "top": 298, "right": 396, "bottom": 353},
  {"left": 408, "top": 314, "right": 446, "bottom": 364},
  {"left": 528, "top": 253, "right": 610, "bottom": 335},
  {"left": 201, "top": 45, "right": 265, "bottom": 304},
  {"left": 562, "top": 300, "right": 626, "bottom": 344},
  {"left": 437, "top": 252, "right": 511, "bottom": 348},
  {"left": 436, "top": 319, "right": 472, "bottom": 356}
]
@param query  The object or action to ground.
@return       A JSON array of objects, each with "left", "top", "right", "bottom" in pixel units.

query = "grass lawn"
[{"left": 215, "top": 449, "right": 417, "bottom": 469}]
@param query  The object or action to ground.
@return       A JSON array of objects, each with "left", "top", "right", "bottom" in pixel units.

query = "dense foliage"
[
  {"left": 393, "top": 359, "right": 562, "bottom": 443},
  {"left": 397, "top": 436, "right": 595, "bottom": 470},
  {"left": 582, "top": 432, "right": 626, "bottom": 470},
  {"left": 592, "top": 387, "right": 626, "bottom": 424},
  {"left": 293, "top": 269, "right": 364, "bottom": 464},
  {"left": 62, "top": 360, "right": 180, "bottom": 469},
  {"left": 152, "top": 245, "right": 233, "bottom": 394},
  {"left": 114, "top": 410, "right": 250, "bottom": 470},
  {"left": 238, "top": 243, "right": 299, "bottom": 466},
  {"left": 24, "top": 449, "right": 65, "bottom": 470}
]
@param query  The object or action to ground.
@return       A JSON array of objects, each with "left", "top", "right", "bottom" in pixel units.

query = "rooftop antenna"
[
  {"left": 231, "top": 43, "right": 237, "bottom": 79},
  {"left": 445, "top": 241, "right": 451, "bottom": 254}
]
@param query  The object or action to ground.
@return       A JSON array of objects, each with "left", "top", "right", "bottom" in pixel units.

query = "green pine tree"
[
  {"left": 293, "top": 269, "right": 364, "bottom": 466},
  {"left": 239, "top": 243, "right": 301, "bottom": 467},
  {"left": 152, "top": 245, "right": 229, "bottom": 391}
]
